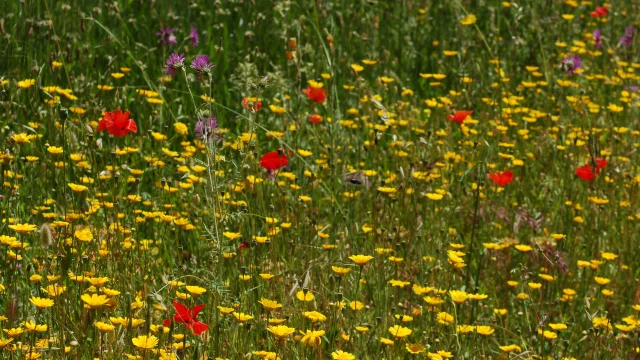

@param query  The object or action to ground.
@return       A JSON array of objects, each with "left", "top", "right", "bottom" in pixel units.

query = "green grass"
[{"left": 1, "top": 0, "right": 640, "bottom": 359}]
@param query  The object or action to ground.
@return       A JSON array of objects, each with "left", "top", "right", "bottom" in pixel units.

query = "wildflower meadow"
[{"left": 1, "top": 0, "right": 640, "bottom": 359}]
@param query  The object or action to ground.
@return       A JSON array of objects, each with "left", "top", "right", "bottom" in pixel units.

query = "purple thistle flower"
[
  {"left": 561, "top": 55, "right": 582, "bottom": 75},
  {"left": 195, "top": 115, "right": 221, "bottom": 142},
  {"left": 593, "top": 29, "right": 602, "bottom": 49},
  {"left": 164, "top": 53, "right": 185, "bottom": 77},
  {"left": 625, "top": 85, "right": 639, "bottom": 92},
  {"left": 190, "top": 28, "right": 199, "bottom": 47},
  {"left": 190, "top": 55, "right": 214, "bottom": 72},
  {"left": 619, "top": 26, "right": 634, "bottom": 47},
  {"left": 156, "top": 26, "right": 177, "bottom": 46}
]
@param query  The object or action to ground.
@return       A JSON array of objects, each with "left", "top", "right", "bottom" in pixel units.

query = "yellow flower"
[
  {"left": 8, "top": 223, "right": 37, "bottom": 234},
  {"left": 437, "top": 312, "right": 454, "bottom": 325},
  {"left": 3, "top": 327, "right": 24, "bottom": 337},
  {"left": 23, "top": 320, "right": 47, "bottom": 333},
  {"left": 29, "top": 297, "right": 54, "bottom": 309},
  {"left": 499, "top": 344, "right": 522, "bottom": 353},
  {"left": 223, "top": 232, "right": 242, "bottom": 240},
  {"left": 549, "top": 323, "right": 567, "bottom": 331},
  {"left": 592, "top": 317, "right": 610, "bottom": 329},
  {"left": 449, "top": 290, "right": 468, "bottom": 304},
  {"left": 267, "top": 325, "right": 296, "bottom": 339},
  {"left": 331, "top": 350, "right": 355, "bottom": 360},
  {"left": 132, "top": 335, "right": 158, "bottom": 350},
  {"left": 296, "top": 290, "right": 315, "bottom": 302},
  {"left": 350, "top": 64, "right": 364, "bottom": 73},
  {"left": 68, "top": 183, "right": 89, "bottom": 192},
  {"left": 17, "top": 79, "right": 36, "bottom": 88},
  {"left": 81, "top": 294, "right": 109, "bottom": 309},
  {"left": 217, "top": 306, "right": 235, "bottom": 315},
  {"left": 174, "top": 122, "right": 189, "bottom": 135},
  {"left": 389, "top": 325, "right": 412, "bottom": 338},
  {"left": 185, "top": 285, "right": 207, "bottom": 295},
  {"left": 300, "top": 329, "right": 325, "bottom": 347},
  {"left": 405, "top": 343, "right": 425, "bottom": 354},
  {"left": 201, "top": 95, "right": 215, "bottom": 103},
  {"left": 259, "top": 273, "right": 275, "bottom": 280},
  {"left": 475, "top": 326, "right": 494, "bottom": 336},
  {"left": 11, "top": 133, "right": 37, "bottom": 144},
  {"left": 297, "top": 149, "right": 313, "bottom": 157},
  {"left": 94, "top": 321, "right": 115, "bottom": 332},
  {"left": 0, "top": 337, "right": 14, "bottom": 349},
  {"left": 259, "top": 298, "right": 283, "bottom": 311},
  {"left": 377, "top": 186, "right": 397, "bottom": 194},
  {"left": 527, "top": 282, "right": 542, "bottom": 290},
  {"left": 74, "top": 227, "right": 93, "bottom": 242},
  {"left": 303, "top": 311, "right": 327, "bottom": 322},
  {"left": 269, "top": 105, "right": 286, "bottom": 114},
  {"left": 47, "top": 146, "right": 63, "bottom": 155},
  {"left": 460, "top": 14, "right": 477, "bottom": 25},
  {"left": 349, "top": 255, "right": 374, "bottom": 265},
  {"left": 331, "top": 266, "right": 351, "bottom": 276},
  {"left": 233, "top": 312, "right": 254, "bottom": 322},
  {"left": 514, "top": 244, "right": 532, "bottom": 252}
]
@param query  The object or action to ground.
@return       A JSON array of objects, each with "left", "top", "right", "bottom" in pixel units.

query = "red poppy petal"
[
  {"left": 125, "top": 119, "right": 138, "bottom": 133},
  {"left": 260, "top": 152, "right": 288, "bottom": 170},
  {"left": 173, "top": 301, "right": 190, "bottom": 319},
  {"left": 191, "top": 321, "right": 209, "bottom": 335},
  {"left": 190, "top": 304, "right": 205, "bottom": 318}
]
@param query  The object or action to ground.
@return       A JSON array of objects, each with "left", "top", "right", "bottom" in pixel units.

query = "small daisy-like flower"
[{"left": 132, "top": 335, "right": 158, "bottom": 350}]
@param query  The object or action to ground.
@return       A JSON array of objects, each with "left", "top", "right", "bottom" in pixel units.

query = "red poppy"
[
  {"left": 242, "top": 97, "right": 262, "bottom": 112},
  {"left": 163, "top": 301, "right": 208, "bottom": 335},
  {"left": 302, "top": 86, "right": 327, "bottom": 103},
  {"left": 308, "top": 114, "right": 323, "bottom": 124},
  {"left": 488, "top": 170, "right": 514, "bottom": 186},
  {"left": 576, "top": 158, "right": 606, "bottom": 181},
  {"left": 594, "top": 157, "right": 607, "bottom": 169},
  {"left": 590, "top": 6, "right": 608, "bottom": 17},
  {"left": 97, "top": 110, "right": 137, "bottom": 137},
  {"left": 447, "top": 110, "right": 473, "bottom": 124},
  {"left": 260, "top": 151, "right": 288, "bottom": 170},
  {"left": 238, "top": 242, "right": 249, "bottom": 251},
  {"left": 576, "top": 165, "right": 597, "bottom": 181}
]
